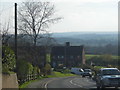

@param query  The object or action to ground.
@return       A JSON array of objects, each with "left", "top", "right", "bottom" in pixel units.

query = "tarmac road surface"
[{"left": 27, "top": 76, "right": 120, "bottom": 90}]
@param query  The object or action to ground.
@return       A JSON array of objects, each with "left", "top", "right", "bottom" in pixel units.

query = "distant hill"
[
  {"left": 6, "top": 32, "right": 118, "bottom": 55},
  {"left": 52, "top": 32, "right": 118, "bottom": 46}
]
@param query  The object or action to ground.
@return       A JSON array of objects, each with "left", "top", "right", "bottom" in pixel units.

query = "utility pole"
[
  {"left": 64, "top": 46, "right": 66, "bottom": 67},
  {"left": 15, "top": 3, "right": 17, "bottom": 70}
]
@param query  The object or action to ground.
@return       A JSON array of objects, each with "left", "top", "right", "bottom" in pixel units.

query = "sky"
[{"left": 0, "top": 0, "right": 119, "bottom": 33}]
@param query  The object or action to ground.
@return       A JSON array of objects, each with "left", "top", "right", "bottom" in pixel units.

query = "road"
[
  {"left": 46, "top": 76, "right": 96, "bottom": 89},
  {"left": 27, "top": 76, "right": 120, "bottom": 90}
]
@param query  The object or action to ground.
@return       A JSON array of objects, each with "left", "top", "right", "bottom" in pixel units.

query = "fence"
[{"left": 18, "top": 74, "right": 39, "bottom": 85}]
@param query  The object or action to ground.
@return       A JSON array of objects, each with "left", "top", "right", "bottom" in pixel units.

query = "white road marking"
[
  {"left": 69, "top": 78, "right": 83, "bottom": 88},
  {"left": 44, "top": 78, "right": 59, "bottom": 88},
  {"left": 44, "top": 77, "right": 96, "bottom": 89},
  {"left": 45, "top": 79, "right": 54, "bottom": 88},
  {"left": 69, "top": 77, "right": 96, "bottom": 89}
]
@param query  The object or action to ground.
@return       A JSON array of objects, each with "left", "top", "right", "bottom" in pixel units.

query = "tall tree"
[{"left": 18, "top": 1, "right": 62, "bottom": 46}]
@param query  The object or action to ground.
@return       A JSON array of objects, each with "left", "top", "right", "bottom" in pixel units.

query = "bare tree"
[
  {"left": 0, "top": 8, "right": 13, "bottom": 46},
  {"left": 18, "top": 1, "right": 62, "bottom": 46},
  {"left": 40, "top": 32, "right": 57, "bottom": 52},
  {"left": 1, "top": 19, "right": 13, "bottom": 45}
]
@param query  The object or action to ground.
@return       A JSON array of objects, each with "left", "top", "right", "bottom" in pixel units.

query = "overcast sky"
[{"left": 0, "top": 0, "right": 119, "bottom": 33}]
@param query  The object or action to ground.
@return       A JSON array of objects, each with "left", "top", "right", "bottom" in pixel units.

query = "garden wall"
[{"left": 2, "top": 73, "right": 18, "bottom": 88}]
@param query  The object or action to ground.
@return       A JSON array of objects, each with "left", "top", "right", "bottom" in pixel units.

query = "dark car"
[
  {"left": 82, "top": 69, "right": 92, "bottom": 77},
  {"left": 96, "top": 68, "right": 120, "bottom": 89}
]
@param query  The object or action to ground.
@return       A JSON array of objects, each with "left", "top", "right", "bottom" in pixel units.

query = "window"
[
  {"left": 61, "top": 56, "right": 64, "bottom": 58},
  {"left": 70, "top": 56, "right": 73, "bottom": 59},
  {"left": 102, "top": 69, "right": 120, "bottom": 75}
]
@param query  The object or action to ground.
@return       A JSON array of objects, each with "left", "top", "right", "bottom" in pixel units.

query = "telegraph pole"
[{"left": 15, "top": 3, "right": 17, "bottom": 70}]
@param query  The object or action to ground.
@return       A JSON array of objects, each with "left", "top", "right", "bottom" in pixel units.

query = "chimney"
[{"left": 66, "top": 42, "right": 70, "bottom": 46}]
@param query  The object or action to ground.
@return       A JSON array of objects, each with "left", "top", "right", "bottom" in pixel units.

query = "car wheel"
[
  {"left": 115, "top": 87, "right": 118, "bottom": 89},
  {"left": 97, "top": 86, "right": 100, "bottom": 90},
  {"left": 82, "top": 75, "right": 85, "bottom": 77},
  {"left": 71, "top": 72, "right": 75, "bottom": 74},
  {"left": 96, "top": 82, "right": 100, "bottom": 89},
  {"left": 96, "top": 83, "right": 101, "bottom": 90},
  {"left": 100, "top": 83, "right": 105, "bottom": 89},
  {"left": 101, "top": 86, "right": 105, "bottom": 89},
  {"left": 89, "top": 75, "right": 92, "bottom": 78}
]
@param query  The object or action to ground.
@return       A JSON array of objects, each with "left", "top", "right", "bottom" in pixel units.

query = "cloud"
[
  {"left": 51, "top": 0, "right": 118, "bottom": 3},
  {"left": 49, "top": 0, "right": 118, "bottom": 32},
  {"left": 0, "top": 0, "right": 118, "bottom": 33}
]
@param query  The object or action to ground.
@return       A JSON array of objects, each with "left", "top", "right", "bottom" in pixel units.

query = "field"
[{"left": 85, "top": 54, "right": 119, "bottom": 60}]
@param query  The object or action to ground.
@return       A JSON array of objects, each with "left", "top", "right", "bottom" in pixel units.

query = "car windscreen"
[
  {"left": 84, "top": 69, "right": 91, "bottom": 72},
  {"left": 102, "top": 69, "right": 120, "bottom": 75}
]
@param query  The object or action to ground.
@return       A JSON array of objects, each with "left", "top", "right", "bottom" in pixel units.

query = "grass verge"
[
  {"left": 47, "top": 72, "right": 76, "bottom": 78},
  {"left": 19, "top": 79, "right": 38, "bottom": 88}
]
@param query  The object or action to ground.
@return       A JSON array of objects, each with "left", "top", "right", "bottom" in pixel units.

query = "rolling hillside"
[{"left": 52, "top": 32, "right": 118, "bottom": 46}]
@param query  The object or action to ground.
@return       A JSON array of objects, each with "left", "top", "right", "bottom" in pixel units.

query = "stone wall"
[{"left": 2, "top": 73, "right": 18, "bottom": 88}]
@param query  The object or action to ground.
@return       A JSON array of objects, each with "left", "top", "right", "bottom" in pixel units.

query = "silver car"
[
  {"left": 82, "top": 69, "right": 92, "bottom": 77},
  {"left": 96, "top": 68, "right": 120, "bottom": 89}
]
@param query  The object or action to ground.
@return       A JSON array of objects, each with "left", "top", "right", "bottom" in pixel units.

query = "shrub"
[
  {"left": 62, "top": 69, "right": 70, "bottom": 73},
  {"left": 2, "top": 46, "right": 16, "bottom": 74},
  {"left": 17, "top": 60, "right": 33, "bottom": 76},
  {"left": 79, "top": 64, "right": 92, "bottom": 69},
  {"left": 33, "top": 66, "right": 40, "bottom": 75},
  {"left": 44, "top": 63, "right": 51, "bottom": 75}
]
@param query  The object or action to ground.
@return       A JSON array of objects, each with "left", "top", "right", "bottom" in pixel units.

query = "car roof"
[
  {"left": 71, "top": 68, "right": 83, "bottom": 69},
  {"left": 84, "top": 69, "right": 91, "bottom": 70},
  {"left": 100, "top": 68, "right": 118, "bottom": 71}
]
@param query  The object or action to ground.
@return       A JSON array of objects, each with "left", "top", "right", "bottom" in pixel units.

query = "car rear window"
[{"left": 102, "top": 69, "right": 120, "bottom": 75}]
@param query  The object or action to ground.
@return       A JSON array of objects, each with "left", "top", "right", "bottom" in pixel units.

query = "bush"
[
  {"left": 33, "top": 66, "right": 40, "bottom": 75},
  {"left": 62, "top": 69, "right": 70, "bottom": 73},
  {"left": 79, "top": 64, "right": 93, "bottom": 69},
  {"left": 2, "top": 46, "right": 16, "bottom": 74},
  {"left": 17, "top": 60, "right": 33, "bottom": 76},
  {"left": 43, "top": 63, "right": 51, "bottom": 75}
]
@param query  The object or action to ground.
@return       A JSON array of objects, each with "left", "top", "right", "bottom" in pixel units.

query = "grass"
[
  {"left": 19, "top": 79, "right": 39, "bottom": 88},
  {"left": 9, "top": 71, "right": 16, "bottom": 74},
  {"left": 85, "top": 54, "right": 119, "bottom": 60},
  {"left": 94, "top": 66, "right": 106, "bottom": 69},
  {"left": 2, "top": 71, "right": 16, "bottom": 74},
  {"left": 85, "top": 54, "right": 99, "bottom": 60},
  {"left": 19, "top": 75, "right": 44, "bottom": 88},
  {"left": 19, "top": 71, "right": 76, "bottom": 88},
  {"left": 47, "top": 72, "right": 76, "bottom": 78}
]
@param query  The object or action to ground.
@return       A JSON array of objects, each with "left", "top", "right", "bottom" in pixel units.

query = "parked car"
[
  {"left": 71, "top": 68, "right": 84, "bottom": 75},
  {"left": 96, "top": 68, "right": 120, "bottom": 89},
  {"left": 82, "top": 69, "right": 92, "bottom": 77}
]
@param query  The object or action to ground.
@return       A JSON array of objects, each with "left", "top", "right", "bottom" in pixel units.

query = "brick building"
[{"left": 51, "top": 42, "right": 86, "bottom": 68}]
